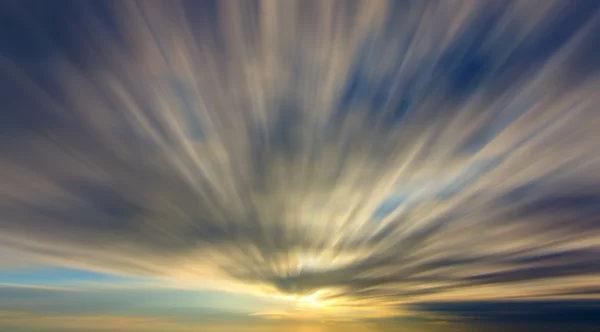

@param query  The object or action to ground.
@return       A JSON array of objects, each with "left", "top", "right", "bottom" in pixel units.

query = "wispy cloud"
[
  {"left": 0, "top": 312, "right": 195, "bottom": 332},
  {"left": 0, "top": 0, "right": 599, "bottom": 319}
]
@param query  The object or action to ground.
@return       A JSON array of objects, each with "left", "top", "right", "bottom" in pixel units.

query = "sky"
[{"left": 0, "top": 0, "right": 599, "bottom": 331}]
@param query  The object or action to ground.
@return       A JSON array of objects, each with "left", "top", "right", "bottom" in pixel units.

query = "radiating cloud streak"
[{"left": 0, "top": 0, "right": 599, "bottom": 317}]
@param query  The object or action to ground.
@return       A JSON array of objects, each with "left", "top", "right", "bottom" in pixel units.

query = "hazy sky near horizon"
[{"left": 1, "top": 0, "right": 600, "bottom": 330}]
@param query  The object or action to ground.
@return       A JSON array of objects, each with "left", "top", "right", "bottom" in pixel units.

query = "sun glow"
[
  {"left": 296, "top": 290, "right": 328, "bottom": 307},
  {"left": 272, "top": 289, "right": 338, "bottom": 309}
]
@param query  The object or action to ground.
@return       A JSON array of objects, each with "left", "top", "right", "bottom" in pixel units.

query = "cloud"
[
  {"left": 0, "top": 312, "right": 195, "bottom": 332},
  {"left": 0, "top": 0, "right": 599, "bottom": 318},
  {"left": 410, "top": 300, "right": 600, "bottom": 323}
]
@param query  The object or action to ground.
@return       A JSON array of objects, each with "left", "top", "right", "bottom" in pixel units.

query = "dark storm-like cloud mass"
[
  {"left": 1, "top": 0, "right": 599, "bottom": 319},
  {"left": 411, "top": 300, "right": 600, "bottom": 323}
]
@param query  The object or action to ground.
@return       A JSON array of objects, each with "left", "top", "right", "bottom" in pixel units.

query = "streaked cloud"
[{"left": 0, "top": 0, "right": 599, "bottom": 320}]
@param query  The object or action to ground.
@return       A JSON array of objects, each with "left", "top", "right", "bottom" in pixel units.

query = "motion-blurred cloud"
[{"left": 0, "top": 0, "right": 599, "bottom": 320}]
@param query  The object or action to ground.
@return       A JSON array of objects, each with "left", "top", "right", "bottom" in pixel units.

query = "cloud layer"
[{"left": 1, "top": 0, "right": 599, "bottom": 316}]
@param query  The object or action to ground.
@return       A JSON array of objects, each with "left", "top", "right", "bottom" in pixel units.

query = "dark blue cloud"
[{"left": 412, "top": 300, "right": 600, "bottom": 323}]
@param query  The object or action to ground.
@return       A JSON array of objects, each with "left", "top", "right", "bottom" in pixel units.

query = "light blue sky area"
[
  {"left": 0, "top": 266, "right": 143, "bottom": 287},
  {"left": 0, "top": 265, "right": 287, "bottom": 318}
]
